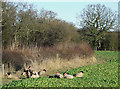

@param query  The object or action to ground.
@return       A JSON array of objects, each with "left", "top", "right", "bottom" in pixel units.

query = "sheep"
[
  {"left": 21, "top": 69, "right": 30, "bottom": 78},
  {"left": 75, "top": 71, "right": 83, "bottom": 78},
  {"left": 64, "top": 73, "right": 74, "bottom": 79},
  {"left": 6, "top": 72, "right": 12, "bottom": 78},
  {"left": 38, "top": 69, "right": 46, "bottom": 76},
  {"left": 54, "top": 72, "right": 63, "bottom": 78},
  {"left": 31, "top": 72, "right": 39, "bottom": 78},
  {"left": 5, "top": 72, "right": 19, "bottom": 80}
]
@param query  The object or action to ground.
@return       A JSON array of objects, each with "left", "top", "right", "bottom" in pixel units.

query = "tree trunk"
[{"left": 93, "top": 38, "right": 97, "bottom": 50}]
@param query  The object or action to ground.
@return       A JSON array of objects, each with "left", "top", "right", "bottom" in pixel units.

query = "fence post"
[
  {"left": 10, "top": 62, "right": 12, "bottom": 71},
  {"left": 2, "top": 64, "right": 4, "bottom": 76},
  {"left": 56, "top": 54, "right": 59, "bottom": 60},
  {"left": 8, "top": 63, "right": 9, "bottom": 71},
  {"left": 24, "top": 63, "right": 27, "bottom": 69},
  {"left": 0, "top": 64, "right": 2, "bottom": 85},
  {"left": 8, "top": 62, "right": 12, "bottom": 72}
]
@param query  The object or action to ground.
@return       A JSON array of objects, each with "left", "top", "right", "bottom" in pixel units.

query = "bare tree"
[
  {"left": 77, "top": 4, "right": 117, "bottom": 50},
  {"left": 39, "top": 8, "right": 57, "bottom": 23}
]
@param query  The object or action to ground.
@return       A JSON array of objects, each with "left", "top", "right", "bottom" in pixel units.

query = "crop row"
[{"left": 2, "top": 58, "right": 118, "bottom": 87}]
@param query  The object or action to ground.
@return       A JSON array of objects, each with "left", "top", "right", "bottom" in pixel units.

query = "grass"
[
  {"left": 94, "top": 51, "right": 118, "bottom": 63},
  {"left": 2, "top": 43, "right": 94, "bottom": 76},
  {"left": 2, "top": 59, "right": 118, "bottom": 87},
  {"left": 1, "top": 51, "right": 119, "bottom": 87},
  {"left": 2, "top": 79, "right": 15, "bottom": 85}
]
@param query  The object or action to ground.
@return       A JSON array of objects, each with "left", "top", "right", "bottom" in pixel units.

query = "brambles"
[
  {"left": 2, "top": 42, "right": 94, "bottom": 73},
  {"left": 39, "top": 42, "right": 94, "bottom": 60}
]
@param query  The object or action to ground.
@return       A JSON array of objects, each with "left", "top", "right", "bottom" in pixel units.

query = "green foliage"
[
  {"left": 78, "top": 28, "right": 119, "bottom": 51},
  {"left": 2, "top": 51, "right": 119, "bottom": 87},
  {"left": 2, "top": 2, "right": 18, "bottom": 48},
  {"left": 2, "top": 2, "right": 81, "bottom": 48},
  {"left": 94, "top": 51, "right": 118, "bottom": 62},
  {"left": 35, "top": 21, "right": 79, "bottom": 46},
  {"left": 107, "top": 32, "right": 118, "bottom": 51},
  {"left": 77, "top": 4, "right": 117, "bottom": 50}
]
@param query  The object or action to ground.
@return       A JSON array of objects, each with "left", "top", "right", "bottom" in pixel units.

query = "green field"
[
  {"left": 94, "top": 51, "right": 118, "bottom": 61},
  {"left": 2, "top": 51, "right": 119, "bottom": 87}
]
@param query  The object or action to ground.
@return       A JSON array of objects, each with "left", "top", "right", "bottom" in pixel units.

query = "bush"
[
  {"left": 35, "top": 21, "right": 81, "bottom": 47},
  {"left": 2, "top": 42, "right": 94, "bottom": 73},
  {"left": 37, "top": 42, "right": 94, "bottom": 60},
  {"left": 2, "top": 49, "right": 30, "bottom": 71}
]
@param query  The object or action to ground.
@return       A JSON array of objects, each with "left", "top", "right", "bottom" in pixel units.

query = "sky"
[
  {"left": 31, "top": 2, "right": 118, "bottom": 28},
  {"left": 8, "top": 0, "right": 119, "bottom": 28}
]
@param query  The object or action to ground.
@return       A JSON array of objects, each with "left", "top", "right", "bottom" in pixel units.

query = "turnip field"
[
  {"left": 1, "top": 1, "right": 119, "bottom": 88},
  {"left": 1, "top": 51, "right": 119, "bottom": 88}
]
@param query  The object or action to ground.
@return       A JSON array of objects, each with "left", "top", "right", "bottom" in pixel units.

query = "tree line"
[{"left": 2, "top": 2, "right": 119, "bottom": 51}]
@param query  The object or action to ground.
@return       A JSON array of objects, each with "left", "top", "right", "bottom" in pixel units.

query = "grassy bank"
[
  {"left": 2, "top": 51, "right": 119, "bottom": 87},
  {"left": 94, "top": 51, "right": 118, "bottom": 63},
  {"left": 2, "top": 43, "right": 95, "bottom": 78},
  {"left": 2, "top": 58, "right": 118, "bottom": 87}
]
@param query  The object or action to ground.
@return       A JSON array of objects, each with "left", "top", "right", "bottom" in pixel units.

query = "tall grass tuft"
[{"left": 2, "top": 42, "right": 95, "bottom": 75}]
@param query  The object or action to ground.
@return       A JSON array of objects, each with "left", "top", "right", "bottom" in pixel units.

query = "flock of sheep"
[
  {"left": 53, "top": 71, "right": 83, "bottom": 79},
  {"left": 5, "top": 66, "right": 84, "bottom": 80}
]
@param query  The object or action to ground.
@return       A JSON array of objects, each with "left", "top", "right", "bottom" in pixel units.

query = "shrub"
[
  {"left": 39, "top": 42, "right": 94, "bottom": 60},
  {"left": 2, "top": 42, "right": 94, "bottom": 73}
]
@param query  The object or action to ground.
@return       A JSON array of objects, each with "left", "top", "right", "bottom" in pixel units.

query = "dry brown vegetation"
[{"left": 2, "top": 42, "right": 96, "bottom": 76}]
